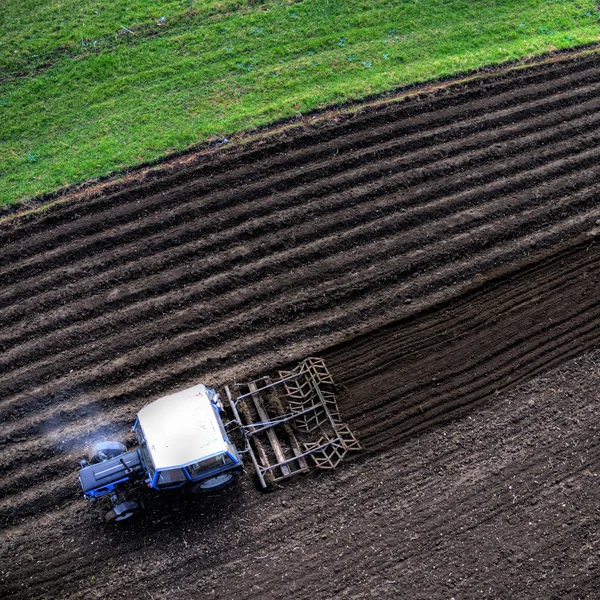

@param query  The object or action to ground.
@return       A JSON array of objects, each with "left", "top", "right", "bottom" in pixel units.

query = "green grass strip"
[{"left": 1, "top": 0, "right": 599, "bottom": 206}]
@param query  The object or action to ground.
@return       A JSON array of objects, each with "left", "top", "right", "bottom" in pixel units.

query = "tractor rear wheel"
[
  {"left": 88, "top": 441, "right": 127, "bottom": 464},
  {"left": 105, "top": 499, "right": 141, "bottom": 523},
  {"left": 189, "top": 470, "right": 241, "bottom": 493}
]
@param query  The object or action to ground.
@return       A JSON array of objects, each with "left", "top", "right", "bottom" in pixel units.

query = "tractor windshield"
[{"left": 187, "top": 453, "right": 233, "bottom": 479}]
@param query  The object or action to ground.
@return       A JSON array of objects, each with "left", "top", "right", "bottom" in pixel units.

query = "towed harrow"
[{"left": 226, "top": 357, "right": 361, "bottom": 488}]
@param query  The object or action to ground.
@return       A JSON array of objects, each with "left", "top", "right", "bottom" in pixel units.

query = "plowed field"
[{"left": 1, "top": 50, "right": 600, "bottom": 599}]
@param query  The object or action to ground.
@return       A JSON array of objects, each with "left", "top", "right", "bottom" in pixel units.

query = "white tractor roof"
[{"left": 137, "top": 384, "right": 227, "bottom": 470}]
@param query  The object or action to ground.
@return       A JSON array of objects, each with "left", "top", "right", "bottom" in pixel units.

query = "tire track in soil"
[{"left": 1, "top": 52, "right": 600, "bottom": 584}]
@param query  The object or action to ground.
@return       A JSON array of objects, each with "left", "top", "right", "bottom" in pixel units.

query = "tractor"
[{"left": 78, "top": 358, "right": 360, "bottom": 522}]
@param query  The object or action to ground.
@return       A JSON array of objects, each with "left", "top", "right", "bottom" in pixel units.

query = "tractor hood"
[
  {"left": 79, "top": 449, "right": 143, "bottom": 497},
  {"left": 137, "top": 384, "right": 228, "bottom": 470}
]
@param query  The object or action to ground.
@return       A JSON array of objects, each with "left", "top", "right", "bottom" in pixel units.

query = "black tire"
[
  {"left": 188, "top": 470, "right": 241, "bottom": 494},
  {"left": 105, "top": 499, "right": 141, "bottom": 523},
  {"left": 88, "top": 441, "right": 127, "bottom": 464}
]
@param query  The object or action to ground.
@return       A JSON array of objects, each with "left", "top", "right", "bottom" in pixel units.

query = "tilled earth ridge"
[{"left": 1, "top": 51, "right": 600, "bottom": 598}]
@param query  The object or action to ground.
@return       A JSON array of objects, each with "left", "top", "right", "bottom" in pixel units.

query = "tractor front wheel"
[{"left": 105, "top": 499, "right": 141, "bottom": 523}]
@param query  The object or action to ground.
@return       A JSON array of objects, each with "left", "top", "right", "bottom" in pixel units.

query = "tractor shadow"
[{"left": 101, "top": 481, "right": 246, "bottom": 543}]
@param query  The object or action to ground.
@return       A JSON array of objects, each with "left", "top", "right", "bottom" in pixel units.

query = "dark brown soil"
[{"left": 1, "top": 50, "right": 600, "bottom": 600}]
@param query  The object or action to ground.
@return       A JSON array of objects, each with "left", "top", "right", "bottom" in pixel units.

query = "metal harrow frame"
[{"left": 225, "top": 357, "right": 361, "bottom": 489}]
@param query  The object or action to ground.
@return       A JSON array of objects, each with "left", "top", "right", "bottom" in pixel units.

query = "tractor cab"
[{"left": 133, "top": 384, "right": 243, "bottom": 492}]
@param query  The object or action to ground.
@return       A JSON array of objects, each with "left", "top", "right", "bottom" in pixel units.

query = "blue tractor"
[
  {"left": 79, "top": 358, "right": 361, "bottom": 522},
  {"left": 79, "top": 383, "right": 243, "bottom": 522}
]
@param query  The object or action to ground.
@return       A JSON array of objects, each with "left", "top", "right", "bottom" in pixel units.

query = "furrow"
[
  {"left": 4, "top": 86, "right": 600, "bottom": 310},
  {"left": 2, "top": 166, "right": 600, "bottom": 378},
  {"left": 2, "top": 207, "right": 598, "bottom": 440},
  {"left": 3, "top": 104, "right": 600, "bottom": 347},
  {"left": 2, "top": 57, "right": 600, "bottom": 274},
  {"left": 1, "top": 171, "right": 598, "bottom": 390}
]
